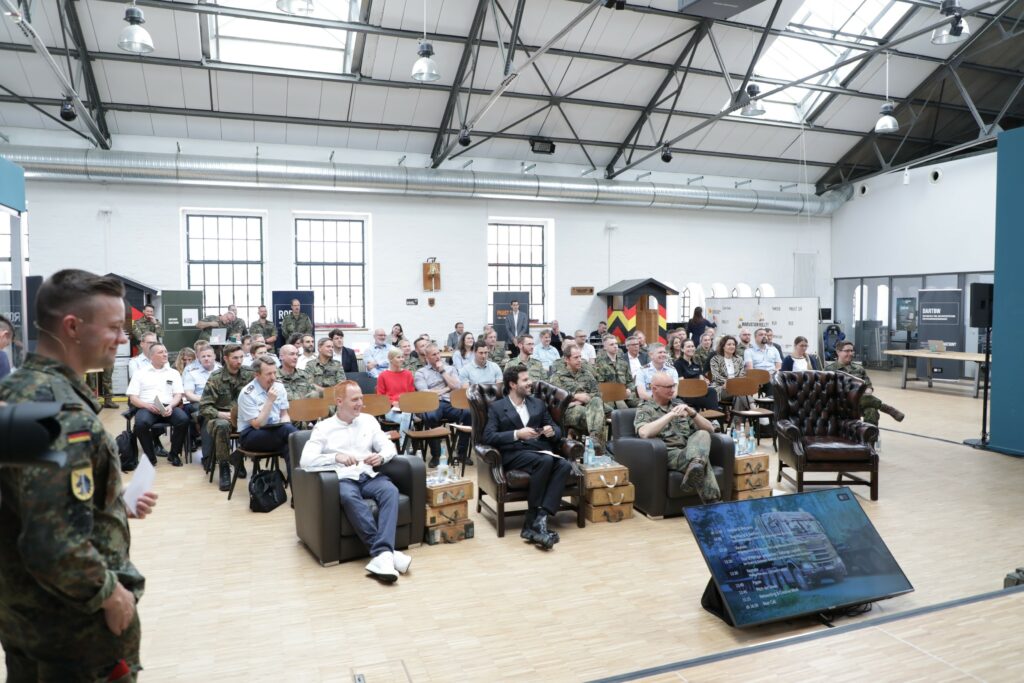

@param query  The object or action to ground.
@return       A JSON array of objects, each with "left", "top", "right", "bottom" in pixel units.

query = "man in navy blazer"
[
  {"left": 329, "top": 329, "right": 359, "bottom": 374},
  {"left": 483, "top": 364, "right": 571, "bottom": 550}
]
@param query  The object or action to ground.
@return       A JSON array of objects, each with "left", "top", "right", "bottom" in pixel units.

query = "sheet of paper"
[{"left": 123, "top": 455, "right": 156, "bottom": 516}]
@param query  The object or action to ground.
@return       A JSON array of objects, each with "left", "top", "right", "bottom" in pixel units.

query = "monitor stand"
[{"left": 700, "top": 578, "right": 734, "bottom": 627}]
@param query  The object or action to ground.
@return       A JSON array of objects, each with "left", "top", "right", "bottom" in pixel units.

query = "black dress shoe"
[
  {"left": 520, "top": 510, "right": 537, "bottom": 542},
  {"left": 218, "top": 462, "right": 232, "bottom": 492},
  {"left": 236, "top": 460, "right": 247, "bottom": 479},
  {"left": 155, "top": 445, "right": 169, "bottom": 459},
  {"left": 533, "top": 511, "right": 560, "bottom": 544},
  {"left": 167, "top": 454, "right": 183, "bottom": 467}
]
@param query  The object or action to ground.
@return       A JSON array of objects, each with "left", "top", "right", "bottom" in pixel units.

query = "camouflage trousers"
[
  {"left": 860, "top": 394, "right": 883, "bottom": 425},
  {"left": 101, "top": 367, "right": 114, "bottom": 397},
  {"left": 563, "top": 397, "right": 607, "bottom": 449},
  {"left": 202, "top": 418, "right": 234, "bottom": 463},
  {"left": 666, "top": 431, "right": 720, "bottom": 502},
  {"left": 1, "top": 606, "right": 140, "bottom": 682}
]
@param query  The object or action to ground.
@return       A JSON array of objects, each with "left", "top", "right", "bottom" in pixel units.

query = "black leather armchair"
[
  {"left": 289, "top": 430, "right": 426, "bottom": 566},
  {"left": 608, "top": 409, "right": 735, "bottom": 518},
  {"left": 467, "top": 381, "right": 585, "bottom": 537},
  {"left": 772, "top": 370, "right": 879, "bottom": 500}
]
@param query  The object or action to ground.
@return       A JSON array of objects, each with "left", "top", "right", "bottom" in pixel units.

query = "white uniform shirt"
[
  {"left": 296, "top": 353, "right": 316, "bottom": 371},
  {"left": 183, "top": 362, "right": 221, "bottom": 398},
  {"left": 237, "top": 378, "right": 290, "bottom": 432},
  {"left": 300, "top": 413, "right": 397, "bottom": 481},
  {"left": 127, "top": 354, "right": 152, "bottom": 380},
  {"left": 580, "top": 342, "right": 597, "bottom": 363},
  {"left": 627, "top": 353, "right": 643, "bottom": 378},
  {"left": 126, "top": 364, "right": 182, "bottom": 404}
]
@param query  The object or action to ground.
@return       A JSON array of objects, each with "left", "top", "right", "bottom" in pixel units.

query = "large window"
[
  {"left": 487, "top": 221, "right": 546, "bottom": 322},
  {"left": 294, "top": 217, "right": 365, "bottom": 327},
  {"left": 185, "top": 213, "right": 264, "bottom": 322}
]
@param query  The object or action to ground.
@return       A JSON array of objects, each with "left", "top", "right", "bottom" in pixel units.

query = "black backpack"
[
  {"left": 249, "top": 469, "right": 287, "bottom": 513},
  {"left": 116, "top": 430, "right": 139, "bottom": 472}
]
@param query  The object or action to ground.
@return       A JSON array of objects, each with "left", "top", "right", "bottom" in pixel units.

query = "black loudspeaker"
[{"left": 969, "top": 283, "right": 993, "bottom": 328}]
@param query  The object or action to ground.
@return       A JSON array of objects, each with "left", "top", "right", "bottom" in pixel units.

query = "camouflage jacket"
[
  {"left": 593, "top": 352, "right": 635, "bottom": 391},
  {"left": 281, "top": 312, "right": 313, "bottom": 341},
  {"left": 633, "top": 398, "right": 694, "bottom": 450},
  {"left": 826, "top": 361, "right": 872, "bottom": 389},
  {"left": 198, "top": 366, "right": 253, "bottom": 420},
  {"left": 278, "top": 367, "right": 317, "bottom": 400},
  {"left": 488, "top": 343, "right": 508, "bottom": 365},
  {"left": 502, "top": 355, "right": 548, "bottom": 383},
  {"left": 227, "top": 318, "right": 248, "bottom": 341},
  {"left": 402, "top": 355, "right": 424, "bottom": 373},
  {"left": 0, "top": 354, "right": 145, "bottom": 615},
  {"left": 248, "top": 318, "right": 276, "bottom": 341},
  {"left": 196, "top": 314, "right": 225, "bottom": 342},
  {"left": 308, "top": 357, "right": 346, "bottom": 388},
  {"left": 131, "top": 317, "right": 162, "bottom": 343},
  {"left": 550, "top": 363, "right": 599, "bottom": 397},
  {"left": 694, "top": 347, "right": 714, "bottom": 372}
]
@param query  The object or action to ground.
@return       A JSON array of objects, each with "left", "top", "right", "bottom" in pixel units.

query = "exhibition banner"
[
  {"left": 916, "top": 288, "right": 963, "bottom": 378},
  {"left": 706, "top": 297, "right": 821, "bottom": 356}
]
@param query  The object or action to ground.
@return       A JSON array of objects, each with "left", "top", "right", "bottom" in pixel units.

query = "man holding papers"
[{"left": 127, "top": 342, "right": 189, "bottom": 467}]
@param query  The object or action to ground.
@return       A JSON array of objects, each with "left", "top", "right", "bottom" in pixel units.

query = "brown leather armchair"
[
  {"left": 289, "top": 430, "right": 426, "bottom": 566},
  {"left": 467, "top": 380, "right": 585, "bottom": 537},
  {"left": 772, "top": 370, "right": 880, "bottom": 500}
]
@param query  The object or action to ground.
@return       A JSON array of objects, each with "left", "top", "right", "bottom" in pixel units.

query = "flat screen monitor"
[{"left": 685, "top": 488, "right": 913, "bottom": 628}]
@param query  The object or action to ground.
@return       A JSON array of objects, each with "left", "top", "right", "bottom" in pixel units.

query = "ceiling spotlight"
[
  {"left": 529, "top": 137, "right": 556, "bottom": 155},
  {"left": 276, "top": 0, "right": 314, "bottom": 15},
  {"left": 931, "top": 0, "right": 970, "bottom": 45},
  {"left": 874, "top": 101, "right": 899, "bottom": 134},
  {"left": 458, "top": 127, "right": 471, "bottom": 146},
  {"left": 740, "top": 83, "right": 766, "bottom": 117},
  {"left": 411, "top": 41, "right": 440, "bottom": 82},
  {"left": 660, "top": 144, "right": 672, "bottom": 163},
  {"left": 604, "top": 0, "right": 626, "bottom": 8},
  {"left": 118, "top": 1, "right": 154, "bottom": 54},
  {"left": 59, "top": 97, "right": 77, "bottom": 122}
]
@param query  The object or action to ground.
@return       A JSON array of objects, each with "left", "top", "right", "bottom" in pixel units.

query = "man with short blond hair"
[
  {"left": 127, "top": 343, "right": 189, "bottom": 467},
  {"left": 309, "top": 337, "right": 346, "bottom": 393},
  {"left": 636, "top": 342, "right": 678, "bottom": 401},
  {"left": 550, "top": 345, "right": 607, "bottom": 453}
]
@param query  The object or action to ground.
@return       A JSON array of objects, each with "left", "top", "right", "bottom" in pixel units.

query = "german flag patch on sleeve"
[{"left": 67, "top": 431, "right": 92, "bottom": 445}]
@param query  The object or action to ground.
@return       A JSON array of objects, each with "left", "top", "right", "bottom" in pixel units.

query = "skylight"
[
  {"left": 209, "top": 0, "right": 362, "bottom": 75},
  {"left": 729, "top": 0, "right": 915, "bottom": 123}
]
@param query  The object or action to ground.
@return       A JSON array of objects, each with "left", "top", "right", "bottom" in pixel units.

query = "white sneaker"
[
  {"left": 393, "top": 550, "right": 412, "bottom": 575},
  {"left": 365, "top": 552, "right": 398, "bottom": 582}
]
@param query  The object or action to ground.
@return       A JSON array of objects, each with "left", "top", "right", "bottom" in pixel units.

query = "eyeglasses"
[{"left": 652, "top": 384, "right": 675, "bottom": 389}]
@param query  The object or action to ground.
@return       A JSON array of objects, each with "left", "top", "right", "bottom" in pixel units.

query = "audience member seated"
[
  {"left": 239, "top": 335, "right": 253, "bottom": 366},
  {"left": 281, "top": 298, "right": 313, "bottom": 341},
  {"left": 482, "top": 364, "right": 571, "bottom": 550},
  {"left": 388, "top": 323, "right": 405, "bottom": 347},
  {"left": 551, "top": 345, "right": 607, "bottom": 453},
  {"left": 503, "top": 334, "right": 546, "bottom": 382},
  {"left": 479, "top": 322, "right": 495, "bottom": 341},
  {"left": 309, "top": 337, "right": 347, "bottom": 394},
  {"left": 504, "top": 300, "right": 529, "bottom": 348},
  {"left": 132, "top": 304, "right": 162, "bottom": 344},
  {"left": 174, "top": 346, "right": 196, "bottom": 376},
  {"left": 249, "top": 342, "right": 281, "bottom": 368},
  {"left": 635, "top": 330, "right": 649, "bottom": 353},
  {"left": 199, "top": 344, "right": 252, "bottom": 490},
  {"left": 414, "top": 343, "right": 471, "bottom": 466},
  {"left": 685, "top": 306, "right": 717, "bottom": 342},
  {"left": 296, "top": 334, "right": 317, "bottom": 371},
  {"left": 549, "top": 320, "right": 568, "bottom": 352},
  {"left": 225, "top": 304, "right": 247, "bottom": 342},
  {"left": 483, "top": 329, "right": 508, "bottom": 365},
  {"left": 736, "top": 328, "right": 753, "bottom": 356},
  {"left": 277, "top": 344, "right": 318, "bottom": 400},
  {"left": 743, "top": 328, "right": 782, "bottom": 377},
  {"left": 549, "top": 339, "right": 575, "bottom": 376},
  {"left": 445, "top": 322, "right": 465, "bottom": 351},
  {"left": 766, "top": 328, "right": 784, "bottom": 358},
  {"left": 376, "top": 348, "right": 414, "bottom": 440},
  {"left": 574, "top": 329, "right": 596, "bottom": 363},
  {"left": 400, "top": 337, "right": 424, "bottom": 373},
  {"left": 781, "top": 335, "right": 822, "bottom": 371},
  {"left": 534, "top": 329, "right": 560, "bottom": 372},
  {"left": 673, "top": 339, "right": 720, "bottom": 411},
  {"left": 236, "top": 355, "right": 298, "bottom": 475},
  {"left": 182, "top": 346, "right": 219, "bottom": 449},
  {"left": 329, "top": 328, "right": 359, "bottom": 373},
  {"left": 624, "top": 335, "right": 648, "bottom": 379},
  {"left": 0, "top": 315, "right": 12, "bottom": 381},
  {"left": 451, "top": 331, "right": 476, "bottom": 372},
  {"left": 249, "top": 304, "right": 277, "bottom": 346},
  {"left": 593, "top": 334, "right": 637, "bottom": 411},
  {"left": 636, "top": 342, "right": 679, "bottom": 401},
  {"left": 128, "top": 331, "right": 157, "bottom": 379},
  {"left": 365, "top": 328, "right": 394, "bottom": 379},
  {"left": 190, "top": 340, "right": 213, "bottom": 372},
  {"left": 634, "top": 370, "right": 720, "bottom": 503},
  {"left": 826, "top": 340, "right": 904, "bottom": 425},
  {"left": 195, "top": 307, "right": 235, "bottom": 342},
  {"left": 695, "top": 332, "right": 715, "bottom": 372},
  {"left": 300, "top": 380, "right": 410, "bottom": 582},
  {"left": 458, "top": 340, "right": 503, "bottom": 385},
  {"left": 588, "top": 321, "right": 608, "bottom": 346},
  {"left": 127, "top": 342, "right": 189, "bottom": 467},
  {"left": 710, "top": 335, "right": 747, "bottom": 407},
  {"left": 668, "top": 334, "right": 685, "bottom": 364}
]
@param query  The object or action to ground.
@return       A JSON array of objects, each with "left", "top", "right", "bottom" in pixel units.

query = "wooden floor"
[{"left": 7, "top": 370, "right": 1024, "bottom": 681}]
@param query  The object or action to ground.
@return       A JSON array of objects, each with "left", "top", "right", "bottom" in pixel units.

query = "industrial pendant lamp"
[
  {"left": 277, "top": 0, "right": 314, "bottom": 15},
  {"left": 740, "top": 84, "right": 766, "bottom": 117},
  {"left": 874, "top": 52, "right": 899, "bottom": 134},
  {"left": 117, "top": 0, "right": 154, "bottom": 54},
  {"left": 931, "top": 0, "right": 971, "bottom": 45},
  {"left": 411, "top": 0, "right": 440, "bottom": 82}
]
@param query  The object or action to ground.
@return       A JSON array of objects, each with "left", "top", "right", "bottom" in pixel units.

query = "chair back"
[
  {"left": 467, "top": 383, "right": 508, "bottom": 444},
  {"left": 361, "top": 393, "right": 392, "bottom": 418},
  {"left": 288, "top": 397, "right": 330, "bottom": 423},
  {"left": 610, "top": 408, "right": 639, "bottom": 440},
  {"left": 398, "top": 391, "right": 441, "bottom": 415},
  {"left": 598, "top": 382, "right": 628, "bottom": 403},
  {"left": 449, "top": 387, "right": 469, "bottom": 410},
  {"left": 677, "top": 378, "right": 709, "bottom": 399},
  {"left": 724, "top": 376, "right": 760, "bottom": 398},
  {"left": 771, "top": 370, "right": 867, "bottom": 436},
  {"left": 348, "top": 371, "right": 378, "bottom": 395},
  {"left": 322, "top": 384, "right": 337, "bottom": 403},
  {"left": 532, "top": 380, "right": 571, "bottom": 427},
  {"left": 747, "top": 368, "right": 771, "bottom": 386}
]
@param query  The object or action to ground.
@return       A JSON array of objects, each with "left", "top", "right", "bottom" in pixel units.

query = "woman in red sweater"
[{"left": 376, "top": 348, "right": 414, "bottom": 439}]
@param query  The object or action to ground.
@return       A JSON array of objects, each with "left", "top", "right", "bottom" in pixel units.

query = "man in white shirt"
[
  {"left": 127, "top": 332, "right": 157, "bottom": 380},
  {"left": 534, "top": 329, "right": 560, "bottom": 371},
  {"left": 636, "top": 343, "right": 679, "bottom": 401},
  {"left": 364, "top": 328, "right": 393, "bottom": 378},
  {"left": 295, "top": 334, "right": 317, "bottom": 371},
  {"left": 458, "top": 341, "right": 503, "bottom": 385},
  {"left": 127, "top": 343, "right": 189, "bottom": 466},
  {"left": 574, "top": 329, "right": 596, "bottom": 363},
  {"left": 300, "top": 380, "right": 409, "bottom": 582},
  {"left": 236, "top": 355, "right": 297, "bottom": 460},
  {"left": 743, "top": 328, "right": 782, "bottom": 376},
  {"left": 624, "top": 336, "right": 645, "bottom": 379}
]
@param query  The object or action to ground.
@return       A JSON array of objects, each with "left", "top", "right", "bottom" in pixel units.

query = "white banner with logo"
[{"left": 705, "top": 297, "right": 821, "bottom": 356}]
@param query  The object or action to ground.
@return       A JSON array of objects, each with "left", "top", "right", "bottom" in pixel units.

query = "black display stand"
[
  {"left": 964, "top": 325, "right": 992, "bottom": 448},
  {"left": 700, "top": 578, "right": 734, "bottom": 626}
]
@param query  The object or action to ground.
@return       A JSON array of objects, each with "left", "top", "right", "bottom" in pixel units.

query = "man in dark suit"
[
  {"left": 445, "top": 322, "right": 465, "bottom": 350},
  {"left": 483, "top": 364, "right": 572, "bottom": 550},
  {"left": 504, "top": 300, "right": 530, "bottom": 347},
  {"left": 329, "top": 329, "right": 359, "bottom": 374}
]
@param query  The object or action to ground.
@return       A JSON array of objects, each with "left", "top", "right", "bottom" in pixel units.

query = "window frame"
[
  {"left": 486, "top": 219, "right": 549, "bottom": 323},
  {"left": 293, "top": 212, "right": 368, "bottom": 329},
  {"left": 182, "top": 210, "right": 267, "bottom": 323}
]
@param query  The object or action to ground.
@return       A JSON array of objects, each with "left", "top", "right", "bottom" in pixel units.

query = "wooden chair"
[
  {"left": 225, "top": 406, "right": 288, "bottom": 502},
  {"left": 676, "top": 378, "right": 725, "bottom": 426},
  {"left": 288, "top": 397, "right": 330, "bottom": 429},
  {"left": 397, "top": 391, "right": 452, "bottom": 459},
  {"left": 745, "top": 368, "right": 775, "bottom": 436},
  {"left": 724, "top": 376, "right": 776, "bottom": 451},
  {"left": 448, "top": 388, "right": 474, "bottom": 476},
  {"left": 598, "top": 382, "right": 628, "bottom": 403},
  {"left": 361, "top": 393, "right": 401, "bottom": 443},
  {"left": 322, "top": 384, "right": 337, "bottom": 403}
]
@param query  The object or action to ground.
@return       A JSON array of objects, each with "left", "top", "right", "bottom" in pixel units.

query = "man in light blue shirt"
[
  {"left": 636, "top": 343, "right": 679, "bottom": 401},
  {"left": 236, "top": 355, "right": 298, "bottom": 471},
  {"left": 534, "top": 329, "right": 560, "bottom": 372},
  {"left": 458, "top": 341, "right": 503, "bottom": 385},
  {"left": 183, "top": 347, "right": 220, "bottom": 402},
  {"left": 364, "top": 327, "right": 394, "bottom": 378},
  {"left": 743, "top": 328, "right": 782, "bottom": 376}
]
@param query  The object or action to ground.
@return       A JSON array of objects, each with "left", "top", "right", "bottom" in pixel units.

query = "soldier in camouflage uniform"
[
  {"left": 694, "top": 332, "right": 715, "bottom": 373},
  {"left": 633, "top": 370, "right": 720, "bottom": 503},
  {"left": 550, "top": 345, "right": 608, "bottom": 452},
  {"left": 131, "top": 304, "right": 162, "bottom": 344},
  {"left": 403, "top": 337, "right": 426, "bottom": 373},
  {"left": 0, "top": 269, "right": 158, "bottom": 681},
  {"left": 195, "top": 309, "right": 233, "bottom": 342},
  {"left": 592, "top": 334, "right": 638, "bottom": 411},
  {"left": 735, "top": 328, "right": 753, "bottom": 357},
  {"left": 826, "top": 340, "right": 904, "bottom": 426},
  {"left": 198, "top": 343, "right": 253, "bottom": 490},
  {"left": 248, "top": 304, "right": 277, "bottom": 346},
  {"left": 281, "top": 298, "right": 313, "bottom": 341},
  {"left": 502, "top": 334, "right": 547, "bottom": 383},
  {"left": 276, "top": 345, "right": 318, "bottom": 400},
  {"left": 549, "top": 339, "right": 576, "bottom": 378},
  {"left": 484, "top": 329, "right": 508, "bottom": 365},
  {"left": 225, "top": 304, "right": 248, "bottom": 341},
  {"left": 308, "top": 338, "right": 347, "bottom": 393}
]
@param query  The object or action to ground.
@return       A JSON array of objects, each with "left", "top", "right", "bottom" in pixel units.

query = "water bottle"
[
  {"left": 747, "top": 424, "right": 756, "bottom": 454},
  {"left": 437, "top": 444, "right": 450, "bottom": 482},
  {"left": 731, "top": 426, "right": 742, "bottom": 455},
  {"left": 584, "top": 436, "right": 595, "bottom": 466}
]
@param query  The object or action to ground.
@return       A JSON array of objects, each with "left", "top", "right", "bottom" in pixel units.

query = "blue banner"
[
  {"left": 271, "top": 290, "right": 315, "bottom": 349},
  {"left": 0, "top": 156, "right": 26, "bottom": 213}
]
